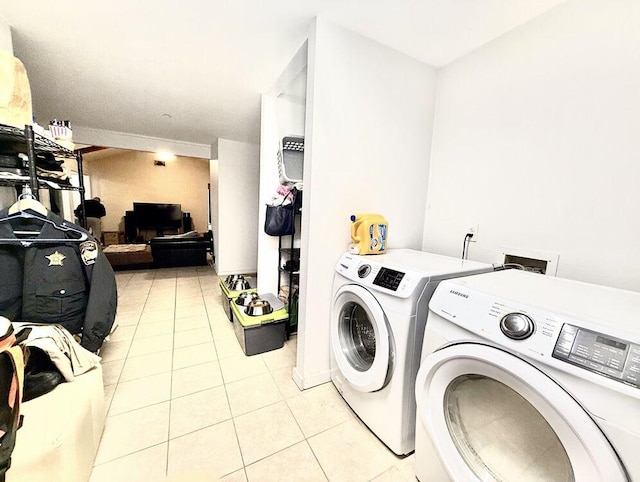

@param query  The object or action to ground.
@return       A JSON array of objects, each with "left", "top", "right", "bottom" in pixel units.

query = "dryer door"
[
  {"left": 331, "top": 284, "right": 393, "bottom": 392},
  {"left": 415, "top": 343, "right": 627, "bottom": 482}
]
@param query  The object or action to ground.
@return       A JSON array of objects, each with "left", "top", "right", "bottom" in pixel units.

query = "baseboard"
[
  {"left": 292, "top": 366, "right": 331, "bottom": 390},
  {"left": 216, "top": 269, "right": 258, "bottom": 277}
]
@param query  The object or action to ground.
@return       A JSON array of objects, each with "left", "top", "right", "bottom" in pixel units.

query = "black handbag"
[{"left": 264, "top": 191, "right": 296, "bottom": 236}]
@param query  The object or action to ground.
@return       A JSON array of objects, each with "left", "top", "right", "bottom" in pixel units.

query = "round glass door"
[
  {"left": 444, "top": 375, "right": 573, "bottom": 481},
  {"left": 339, "top": 300, "right": 376, "bottom": 372},
  {"left": 415, "top": 343, "right": 627, "bottom": 482},
  {"left": 330, "top": 284, "right": 392, "bottom": 392}
]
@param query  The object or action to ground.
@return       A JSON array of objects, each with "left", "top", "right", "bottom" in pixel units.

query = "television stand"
[{"left": 149, "top": 233, "right": 209, "bottom": 268}]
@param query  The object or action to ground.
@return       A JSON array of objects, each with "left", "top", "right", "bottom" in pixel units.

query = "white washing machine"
[
  {"left": 415, "top": 269, "right": 640, "bottom": 482},
  {"left": 330, "top": 249, "right": 492, "bottom": 455}
]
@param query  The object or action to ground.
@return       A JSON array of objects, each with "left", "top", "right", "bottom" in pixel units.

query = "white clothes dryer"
[
  {"left": 330, "top": 249, "right": 492, "bottom": 455},
  {"left": 415, "top": 269, "right": 640, "bottom": 482}
]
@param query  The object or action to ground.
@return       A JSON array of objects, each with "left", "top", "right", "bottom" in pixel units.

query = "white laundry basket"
[{"left": 277, "top": 136, "right": 304, "bottom": 186}]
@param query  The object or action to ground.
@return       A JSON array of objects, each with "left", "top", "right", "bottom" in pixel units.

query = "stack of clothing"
[
  {"left": 0, "top": 154, "right": 27, "bottom": 179},
  {"left": 35, "top": 152, "right": 70, "bottom": 185}
]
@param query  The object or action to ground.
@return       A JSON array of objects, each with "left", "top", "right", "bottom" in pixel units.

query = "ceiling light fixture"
[{"left": 155, "top": 151, "right": 176, "bottom": 162}]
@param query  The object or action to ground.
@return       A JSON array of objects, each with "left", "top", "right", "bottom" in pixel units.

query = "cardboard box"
[{"left": 102, "top": 231, "right": 120, "bottom": 246}]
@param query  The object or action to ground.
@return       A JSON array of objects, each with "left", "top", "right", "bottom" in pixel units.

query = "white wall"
[
  {"left": 73, "top": 126, "right": 211, "bottom": 159},
  {"left": 210, "top": 155, "right": 220, "bottom": 270},
  {"left": 423, "top": 0, "right": 640, "bottom": 292},
  {"left": 294, "top": 18, "right": 437, "bottom": 388},
  {"left": 257, "top": 95, "right": 282, "bottom": 293},
  {"left": 257, "top": 45, "right": 307, "bottom": 295},
  {"left": 0, "top": 16, "right": 12, "bottom": 52},
  {"left": 216, "top": 138, "right": 260, "bottom": 275}
]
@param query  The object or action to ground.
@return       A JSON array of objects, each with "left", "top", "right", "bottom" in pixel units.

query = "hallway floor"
[{"left": 91, "top": 266, "right": 415, "bottom": 481}]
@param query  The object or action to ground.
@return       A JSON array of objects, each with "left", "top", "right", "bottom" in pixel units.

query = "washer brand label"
[{"left": 449, "top": 290, "right": 469, "bottom": 299}]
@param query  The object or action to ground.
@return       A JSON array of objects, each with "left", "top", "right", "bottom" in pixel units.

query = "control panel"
[
  {"left": 373, "top": 267, "right": 405, "bottom": 291},
  {"left": 553, "top": 324, "right": 640, "bottom": 389},
  {"left": 334, "top": 253, "right": 422, "bottom": 298}
]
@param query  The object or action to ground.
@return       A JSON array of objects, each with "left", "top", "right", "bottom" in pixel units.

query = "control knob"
[
  {"left": 500, "top": 312, "right": 535, "bottom": 340},
  {"left": 357, "top": 264, "right": 371, "bottom": 278}
]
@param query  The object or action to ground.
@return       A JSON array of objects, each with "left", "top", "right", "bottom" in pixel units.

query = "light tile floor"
[{"left": 91, "top": 266, "right": 415, "bottom": 482}]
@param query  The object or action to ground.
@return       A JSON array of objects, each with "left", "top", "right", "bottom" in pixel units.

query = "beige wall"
[{"left": 83, "top": 150, "right": 209, "bottom": 235}]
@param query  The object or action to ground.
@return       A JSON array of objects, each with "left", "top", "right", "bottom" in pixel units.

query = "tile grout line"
[
  {"left": 97, "top": 269, "right": 163, "bottom": 473},
  {"left": 304, "top": 438, "right": 331, "bottom": 482},
  {"left": 280, "top": 389, "right": 345, "bottom": 481},
  {"left": 205, "top": 277, "right": 264, "bottom": 481},
  {"left": 304, "top": 417, "right": 368, "bottom": 482},
  {"left": 202, "top": 273, "right": 250, "bottom": 478},
  {"left": 164, "top": 269, "right": 178, "bottom": 478},
  {"left": 207, "top": 273, "right": 252, "bottom": 481},
  {"left": 103, "top": 281, "right": 151, "bottom": 417},
  {"left": 92, "top": 440, "right": 168, "bottom": 469},
  {"left": 99, "top": 268, "right": 334, "bottom": 481}
]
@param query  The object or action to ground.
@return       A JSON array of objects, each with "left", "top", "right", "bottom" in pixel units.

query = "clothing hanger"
[
  {"left": 6, "top": 192, "right": 46, "bottom": 237},
  {"left": 0, "top": 193, "right": 89, "bottom": 246},
  {"left": 0, "top": 211, "right": 89, "bottom": 246},
  {"left": 7, "top": 193, "right": 48, "bottom": 216}
]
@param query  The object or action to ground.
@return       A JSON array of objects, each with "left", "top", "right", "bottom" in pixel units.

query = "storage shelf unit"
[
  {"left": 278, "top": 247, "right": 300, "bottom": 275},
  {"left": 0, "top": 123, "right": 86, "bottom": 225},
  {"left": 277, "top": 210, "right": 301, "bottom": 337}
]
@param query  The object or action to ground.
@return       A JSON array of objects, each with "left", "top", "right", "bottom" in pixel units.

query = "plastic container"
[
  {"left": 230, "top": 300, "right": 287, "bottom": 356},
  {"left": 350, "top": 213, "right": 388, "bottom": 255},
  {"left": 277, "top": 136, "right": 304, "bottom": 185}
]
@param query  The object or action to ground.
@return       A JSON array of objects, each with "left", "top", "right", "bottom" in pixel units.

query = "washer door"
[
  {"left": 331, "top": 284, "right": 393, "bottom": 392},
  {"left": 415, "top": 343, "right": 627, "bottom": 482}
]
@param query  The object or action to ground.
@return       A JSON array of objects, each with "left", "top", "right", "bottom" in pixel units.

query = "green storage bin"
[
  {"left": 219, "top": 277, "right": 256, "bottom": 322},
  {"left": 231, "top": 300, "right": 287, "bottom": 356}
]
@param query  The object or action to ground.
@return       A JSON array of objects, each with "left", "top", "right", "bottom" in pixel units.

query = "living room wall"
[{"left": 83, "top": 149, "right": 210, "bottom": 235}]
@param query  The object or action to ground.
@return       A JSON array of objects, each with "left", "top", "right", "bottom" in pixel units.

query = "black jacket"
[
  {"left": 0, "top": 209, "right": 117, "bottom": 352},
  {"left": 74, "top": 199, "right": 106, "bottom": 219}
]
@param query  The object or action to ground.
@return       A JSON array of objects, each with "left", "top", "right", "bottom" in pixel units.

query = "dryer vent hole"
[{"left": 503, "top": 254, "right": 549, "bottom": 274}]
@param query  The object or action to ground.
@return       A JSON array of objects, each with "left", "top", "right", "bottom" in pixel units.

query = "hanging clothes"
[{"left": 0, "top": 208, "right": 117, "bottom": 352}]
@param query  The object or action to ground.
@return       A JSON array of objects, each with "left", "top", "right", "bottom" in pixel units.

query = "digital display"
[
  {"left": 376, "top": 268, "right": 403, "bottom": 279},
  {"left": 373, "top": 268, "right": 405, "bottom": 291},
  {"left": 596, "top": 336, "right": 627, "bottom": 351}
]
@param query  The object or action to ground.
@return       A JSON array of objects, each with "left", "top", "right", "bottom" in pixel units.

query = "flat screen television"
[{"left": 133, "top": 202, "right": 182, "bottom": 231}]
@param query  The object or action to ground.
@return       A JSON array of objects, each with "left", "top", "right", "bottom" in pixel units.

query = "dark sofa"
[{"left": 149, "top": 231, "right": 213, "bottom": 268}]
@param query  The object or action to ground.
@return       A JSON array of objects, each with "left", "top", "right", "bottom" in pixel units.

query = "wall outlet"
[{"left": 467, "top": 224, "right": 479, "bottom": 242}]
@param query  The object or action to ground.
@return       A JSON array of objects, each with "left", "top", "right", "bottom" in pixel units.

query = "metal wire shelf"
[{"left": 0, "top": 123, "right": 75, "bottom": 159}]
